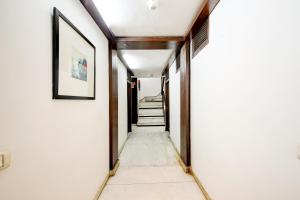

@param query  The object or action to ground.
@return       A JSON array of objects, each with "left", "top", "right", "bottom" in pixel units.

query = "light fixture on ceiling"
[{"left": 147, "top": 0, "right": 158, "bottom": 10}]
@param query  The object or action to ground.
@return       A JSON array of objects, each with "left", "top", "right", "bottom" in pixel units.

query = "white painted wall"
[
  {"left": 117, "top": 57, "right": 128, "bottom": 154},
  {"left": 138, "top": 77, "right": 161, "bottom": 100},
  {"left": 169, "top": 62, "right": 181, "bottom": 152},
  {"left": 190, "top": 1, "right": 300, "bottom": 200},
  {"left": 0, "top": 1, "right": 109, "bottom": 200}
]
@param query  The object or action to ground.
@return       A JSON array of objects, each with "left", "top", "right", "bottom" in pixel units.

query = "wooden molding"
[
  {"left": 109, "top": 159, "right": 120, "bottom": 176},
  {"left": 93, "top": 173, "right": 110, "bottom": 200},
  {"left": 117, "top": 37, "right": 185, "bottom": 42},
  {"left": 80, "top": 0, "right": 116, "bottom": 45},
  {"left": 180, "top": 40, "right": 191, "bottom": 166},
  {"left": 177, "top": 154, "right": 191, "bottom": 174},
  {"left": 109, "top": 47, "right": 119, "bottom": 170},
  {"left": 189, "top": 168, "right": 213, "bottom": 200},
  {"left": 116, "top": 37, "right": 184, "bottom": 50},
  {"left": 169, "top": 135, "right": 191, "bottom": 173}
]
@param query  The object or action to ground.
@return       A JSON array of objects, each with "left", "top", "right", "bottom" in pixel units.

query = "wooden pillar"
[
  {"left": 180, "top": 39, "right": 191, "bottom": 166},
  {"left": 109, "top": 42, "right": 119, "bottom": 170}
]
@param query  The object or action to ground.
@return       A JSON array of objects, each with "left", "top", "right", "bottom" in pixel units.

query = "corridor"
[
  {"left": 1, "top": 0, "right": 300, "bottom": 200},
  {"left": 100, "top": 126, "right": 204, "bottom": 200}
]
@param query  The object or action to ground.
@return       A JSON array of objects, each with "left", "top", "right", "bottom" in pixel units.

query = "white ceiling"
[
  {"left": 121, "top": 50, "right": 173, "bottom": 77},
  {"left": 93, "top": 0, "right": 205, "bottom": 36}
]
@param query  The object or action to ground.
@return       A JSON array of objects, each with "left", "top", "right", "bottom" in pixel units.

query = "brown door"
[
  {"left": 127, "top": 82, "right": 132, "bottom": 132},
  {"left": 131, "top": 78, "right": 138, "bottom": 124},
  {"left": 165, "top": 81, "right": 170, "bottom": 131}
]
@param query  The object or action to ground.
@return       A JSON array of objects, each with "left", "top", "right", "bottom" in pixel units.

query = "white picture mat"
[{"left": 58, "top": 17, "right": 95, "bottom": 97}]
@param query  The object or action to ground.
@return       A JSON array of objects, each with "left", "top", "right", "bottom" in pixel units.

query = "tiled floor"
[{"left": 99, "top": 126, "right": 205, "bottom": 200}]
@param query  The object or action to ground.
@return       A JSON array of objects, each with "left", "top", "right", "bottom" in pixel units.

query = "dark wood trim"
[
  {"left": 165, "top": 81, "right": 170, "bottom": 132},
  {"left": 116, "top": 37, "right": 184, "bottom": 50},
  {"left": 109, "top": 43, "right": 119, "bottom": 170},
  {"left": 131, "top": 78, "right": 138, "bottom": 124},
  {"left": 180, "top": 39, "right": 191, "bottom": 166},
  {"left": 127, "top": 81, "right": 132, "bottom": 132},
  {"left": 80, "top": 0, "right": 116, "bottom": 45},
  {"left": 117, "top": 37, "right": 185, "bottom": 42}
]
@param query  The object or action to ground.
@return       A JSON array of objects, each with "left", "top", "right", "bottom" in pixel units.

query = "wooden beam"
[
  {"left": 116, "top": 37, "right": 184, "bottom": 50},
  {"left": 80, "top": 0, "right": 116, "bottom": 45},
  {"left": 117, "top": 37, "right": 185, "bottom": 42},
  {"left": 180, "top": 40, "right": 191, "bottom": 166},
  {"left": 108, "top": 43, "right": 119, "bottom": 170}
]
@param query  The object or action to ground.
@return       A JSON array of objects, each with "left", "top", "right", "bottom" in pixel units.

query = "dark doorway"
[
  {"left": 131, "top": 78, "right": 138, "bottom": 124},
  {"left": 127, "top": 81, "right": 132, "bottom": 132},
  {"left": 165, "top": 81, "right": 170, "bottom": 131}
]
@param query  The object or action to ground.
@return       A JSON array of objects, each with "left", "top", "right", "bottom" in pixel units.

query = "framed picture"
[{"left": 53, "top": 7, "right": 96, "bottom": 100}]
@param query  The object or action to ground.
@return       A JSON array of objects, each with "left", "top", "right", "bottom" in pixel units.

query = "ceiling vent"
[{"left": 192, "top": 18, "right": 209, "bottom": 58}]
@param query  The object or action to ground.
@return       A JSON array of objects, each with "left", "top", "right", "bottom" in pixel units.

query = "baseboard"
[
  {"left": 93, "top": 173, "right": 110, "bottom": 200},
  {"left": 168, "top": 135, "right": 191, "bottom": 173},
  {"left": 168, "top": 136, "right": 212, "bottom": 200},
  {"left": 109, "top": 159, "right": 120, "bottom": 176},
  {"left": 189, "top": 168, "right": 212, "bottom": 200},
  {"left": 176, "top": 154, "right": 191, "bottom": 173}
]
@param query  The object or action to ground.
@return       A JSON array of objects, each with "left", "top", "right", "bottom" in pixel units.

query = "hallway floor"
[{"left": 99, "top": 126, "right": 205, "bottom": 200}]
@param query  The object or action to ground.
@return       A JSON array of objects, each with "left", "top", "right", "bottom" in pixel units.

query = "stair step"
[
  {"left": 145, "top": 99, "right": 163, "bottom": 103},
  {"left": 139, "top": 109, "right": 164, "bottom": 116},
  {"left": 139, "top": 107, "right": 163, "bottom": 109},
  {"left": 138, "top": 116, "right": 164, "bottom": 123},
  {"left": 139, "top": 102, "right": 163, "bottom": 107},
  {"left": 136, "top": 123, "right": 165, "bottom": 127},
  {"left": 139, "top": 115, "right": 164, "bottom": 117}
]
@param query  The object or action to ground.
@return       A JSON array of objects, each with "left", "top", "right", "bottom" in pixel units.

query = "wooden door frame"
[
  {"left": 127, "top": 79, "right": 132, "bottom": 133},
  {"left": 131, "top": 78, "right": 138, "bottom": 124},
  {"left": 180, "top": 39, "right": 191, "bottom": 166},
  {"left": 109, "top": 44, "right": 119, "bottom": 170},
  {"left": 165, "top": 80, "right": 170, "bottom": 132}
]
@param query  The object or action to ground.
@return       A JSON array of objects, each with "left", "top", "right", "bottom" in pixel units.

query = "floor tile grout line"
[{"left": 106, "top": 180, "right": 195, "bottom": 186}]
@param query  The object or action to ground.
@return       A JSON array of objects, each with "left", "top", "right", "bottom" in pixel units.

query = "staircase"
[{"left": 137, "top": 95, "right": 165, "bottom": 127}]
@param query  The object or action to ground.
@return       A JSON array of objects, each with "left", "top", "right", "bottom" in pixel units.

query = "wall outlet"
[{"left": 0, "top": 151, "right": 11, "bottom": 171}]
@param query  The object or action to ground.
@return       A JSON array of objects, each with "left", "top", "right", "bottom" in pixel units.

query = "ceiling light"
[{"left": 147, "top": 0, "right": 158, "bottom": 10}]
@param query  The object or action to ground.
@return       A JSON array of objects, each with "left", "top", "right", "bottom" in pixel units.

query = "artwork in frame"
[{"left": 53, "top": 7, "right": 96, "bottom": 100}]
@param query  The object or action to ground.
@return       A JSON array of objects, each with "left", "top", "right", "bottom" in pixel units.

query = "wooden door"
[
  {"left": 165, "top": 81, "right": 170, "bottom": 131},
  {"left": 131, "top": 78, "right": 138, "bottom": 124},
  {"left": 127, "top": 81, "right": 132, "bottom": 132}
]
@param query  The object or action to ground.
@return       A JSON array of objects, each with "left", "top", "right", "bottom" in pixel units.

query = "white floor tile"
[{"left": 99, "top": 125, "right": 205, "bottom": 200}]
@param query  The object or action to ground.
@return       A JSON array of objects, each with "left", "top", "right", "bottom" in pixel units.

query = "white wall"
[
  {"left": 117, "top": 57, "right": 128, "bottom": 154},
  {"left": 169, "top": 62, "right": 181, "bottom": 152},
  {"left": 0, "top": 1, "right": 109, "bottom": 200},
  {"left": 190, "top": 1, "right": 300, "bottom": 200},
  {"left": 138, "top": 78, "right": 161, "bottom": 100}
]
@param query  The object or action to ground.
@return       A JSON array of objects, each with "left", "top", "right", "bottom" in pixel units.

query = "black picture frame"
[{"left": 53, "top": 7, "right": 96, "bottom": 100}]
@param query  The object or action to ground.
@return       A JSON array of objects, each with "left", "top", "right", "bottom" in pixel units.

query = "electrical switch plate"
[
  {"left": 0, "top": 151, "right": 11, "bottom": 171},
  {"left": 0, "top": 155, "right": 4, "bottom": 168}
]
